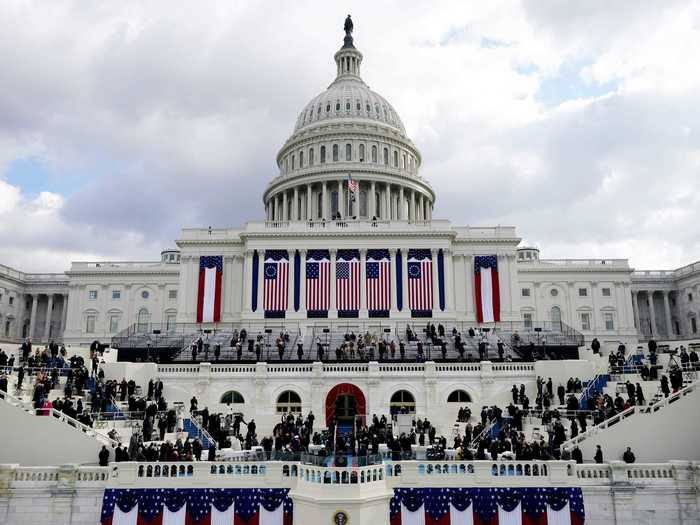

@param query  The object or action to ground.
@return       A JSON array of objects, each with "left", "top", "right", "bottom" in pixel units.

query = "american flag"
[
  {"left": 367, "top": 249, "right": 390, "bottom": 312},
  {"left": 389, "top": 487, "right": 585, "bottom": 525},
  {"left": 407, "top": 249, "right": 433, "bottom": 313},
  {"left": 100, "top": 488, "right": 294, "bottom": 525},
  {"left": 264, "top": 250, "right": 289, "bottom": 312},
  {"left": 347, "top": 174, "right": 359, "bottom": 195},
  {"left": 336, "top": 249, "right": 360, "bottom": 312},
  {"left": 306, "top": 249, "right": 330, "bottom": 313}
]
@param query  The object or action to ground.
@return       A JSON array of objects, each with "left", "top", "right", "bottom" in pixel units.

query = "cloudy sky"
[{"left": 1, "top": 0, "right": 699, "bottom": 272}]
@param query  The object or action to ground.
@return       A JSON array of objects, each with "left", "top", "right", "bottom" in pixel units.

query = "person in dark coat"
[
  {"left": 99, "top": 446, "right": 110, "bottom": 466},
  {"left": 594, "top": 445, "right": 603, "bottom": 463},
  {"left": 622, "top": 447, "right": 636, "bottom": 464},
  {"left": 557, "top": 384, "right": 566, "bottom": 405},
  {"left": 571, "top": 446, "right": 583, "bottom": 464},
  {"left": 661, "top": 375, "right": 670, "bottom": 397}
]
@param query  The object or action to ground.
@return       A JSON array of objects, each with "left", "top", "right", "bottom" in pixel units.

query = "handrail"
[
  {"left": 0, "top": 389, "right": 118, "bottom": 448},
  {"left": 187, "top": 411, "right": 216, "bottom": 447},
  {"left": 561, "top": 380, "right": 699, "bottom": 451}
]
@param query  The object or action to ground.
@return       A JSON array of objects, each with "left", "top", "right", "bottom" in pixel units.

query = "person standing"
[{"left": 594, "top": 445, "right": 604, "bottom": 464}]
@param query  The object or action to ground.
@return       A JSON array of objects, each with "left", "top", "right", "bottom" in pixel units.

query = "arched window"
[
  {"left": 345, "top": 144, "right": 352, "bottom": 161},
  {"left": 346, "top": 101, "right": 351, "bottom": 111},
  {"left": 550, "top": 306, "right": 562, "bottom": 325},
  {"left": 332, "top": 144, "right": 339, "bottom": 162},
  {"left": 277, "top": 391, "right": 302, "bottom": 413},
  {"left": 359, "top": 144, "right": 365, "bottom": 162},
  {"left": 366, "top": 103, "right": 371, "bottom": 112},
  {"left": 402, "top": 154, "right": 407, "bottom": 169},
  {"left": 299, "top": 151, "right": 304, "bottom": 168},
  {"left": 393, "top": 150, "right": 398, "bottom": 167},
  {"left": 326, "top": 104, "right": 331, "bottom": 113},
  {"left": 291, "top": 154, "right": 295, "bottom": 170},
  {"left": 320, "top": 146, "right": 326, "bottom": 164},
  {"left": 309, "top": 148, "right": 314, "bottom": 166},
  {"left": 390, "top": 390, "right": 415, "bottom": 414},
  {"left": 371, "top": 145, "right": 377, "bottom": 163},
  {"left": 383, "top": 148, "right": 389, "bottom": 165},
  {"left": 220, "top": 391, "right": 245, "bottom": 404},
  {"left": 356, "top": 101, "right": 361, "bottom": 111},
  {"left": 284, "top": 157, "right": 289, "bottom": 172},
  {"left": 137, "top": 308, "right": 150, "bottom": 333},
  {"left": 447, "top": 390, "right": 472, "bottom": 403},
  {"left": 335, "top": 102, "right": 340, "bottom": 111}
]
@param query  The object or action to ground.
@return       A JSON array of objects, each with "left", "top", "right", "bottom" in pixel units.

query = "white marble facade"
[{"left": 0, "top": 28, "right": 696, "bottom": 348}]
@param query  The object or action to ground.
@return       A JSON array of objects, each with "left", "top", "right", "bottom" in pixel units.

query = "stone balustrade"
[{"left": 2, "top": 461, "right": 697, "bottom": 492}]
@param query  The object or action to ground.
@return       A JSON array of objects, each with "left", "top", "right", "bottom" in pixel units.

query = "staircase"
[
  {"left": 183, "top": 413, "right": 214, "bottom": 449},
  {"left": 578, "top": 374, "right": 610, "bottom": 410}
]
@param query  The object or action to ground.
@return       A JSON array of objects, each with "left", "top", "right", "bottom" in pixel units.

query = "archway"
[{"left": 325, "top": 383, "right": 366, "bottom": 426}]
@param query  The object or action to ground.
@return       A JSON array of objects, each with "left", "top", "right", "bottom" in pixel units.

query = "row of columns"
[
  {"left": 243, "top": 248, "right": 455, "bottom": 316},
  {"left": 265, "top": 181, "right": 432, "bottom": 222},
  {"left": 17, "top": 293, "right": 68, "bottom": 342},
  {"left": 631, "top": 290, "right": 674, "bottom": 338}
]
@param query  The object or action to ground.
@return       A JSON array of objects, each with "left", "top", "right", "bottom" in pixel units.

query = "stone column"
[
  {"left": 431, "top": 249, "right": 440, "bottom": 311},
  {"left": 322, "top": 182, "right": 328, "bottom": 219},
  {"left": 647, "top": 291, "right": 656, "bottom": 336},
  {"left": 243, "top": 250, "right": 253, "bottom": 314},
  {"left": 631, "top": 291, "right": 640, "bottom": 329},
  {"left": 299, "top": 250, "right": 307, "bottom": 316},
  {"left": 292, "top": 187, "right": 299, "bottom": 221},
  {"left": 257, "top": 251, "right": 265, "bottom": 314},
  {"left": 329, "top": 249, "right": 337, "bottom": 317},
  {"left": 399, "top": 186, "right": 404, "bottom": 220},
  {"left": 410, "top": 191, "right": 416, "bottom": 222},
  {"left": 360, "top": 249, "right": 367, "bottom": 316},
  {"left": 384, "top": 184, "right": 391, "bottom": 220},
  {"left": 44, "top": 294, "right": 54, "bottom": 341},
  {"left": 444, "top": 249, "right": 455, "bottom": 312},
  {"left": 14, "top": 293, "right": 25, "bottom": 339},
  {"left": 464, "top": 256, "right": 474, "bottom": 320},
  {"left": 663, "top": 291, "right": 673, "bottom": 338},
  {"left": 306, "top": 184, "right": 312, "bottom": 220},
  {"left": 370, "top": 181, "right": 376, "bottom": 218},
  {"left": 282, "top": 191, "right": 288, "bottom": 221},
  {"left": 418, "top": 194, "right": 424, "bottom": 221},
  {"left": 29, "top": 295, "right": 38, "bottom": 340}
]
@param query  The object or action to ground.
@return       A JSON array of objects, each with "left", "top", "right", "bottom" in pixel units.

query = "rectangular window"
[
  {"left": 88, "top": 290, "right": 98, "bottom": 300},
  {"left": 112, "top": 290, "right": 121, "bottom": 300},
  {"left": 689, "top": 293, "right": 693, "bottom": 302},
  {"left": 109, "top": 316, "right": 120, "bottom": 333},
  {"left": 521, "top": 288, "right": 530, "bottom": 297},
  {"left": 86, "top": 315, "right": 96, "bottom": 334},
  {"left": 602, "top": 287, "right": 611, "bottom": 297},
  {"left": 692, "top": 317, "right": 697, "bottom": 334},
  {"left": 166, "top": 314, "right": 177, "bottom": 333},
  {"left": 0, "top": 294, "right": 2, "bottom": 302},
  {"left": 168, "top": 290, "right": 178, "bottom": 300},
  {"left": 523, "top": 313, "right": 533, "bottom": 329},
  {"left": 581, "top": 313, "right": 591, "bottom": 331},
  {"left": 8, "top": 296, "right": 13, "bottom": 306},
  {"left": 578, "top": 288, "right": 588, "bottom": 297},
  {"left": 604, "top": 313, "right": 614, "bottom": 330}
]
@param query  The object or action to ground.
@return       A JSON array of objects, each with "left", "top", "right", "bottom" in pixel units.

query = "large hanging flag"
[
  {"left": 197, "top": 256, "right": 223, "bottom": 323},
  {"left": 407, "top": 249, "right": 433, "bottom": 316},
  {"left": 306, "top": 249, "right": 330, "bottom": 315},
  {"left": 389, "top": 487, "right": 585, "bottom": 525},
  {"left": 474, "top": 255, "right": 500, "bottom": 323},
  {"left": 100, "top": 488, "right": 293, "bottom": 525},
  {"left": 367, "top": 249, "right": 391, "bottom": 315},
  {"left": 264, "top": 250, "right": 289, "bottom": 315},
  {"left": 336, "top": 249, "right": 360, "bottom": 315}
]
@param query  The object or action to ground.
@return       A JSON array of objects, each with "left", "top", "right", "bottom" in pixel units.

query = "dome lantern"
[{"left": 334, "top": 15, "right": 363, "bottom": 80}]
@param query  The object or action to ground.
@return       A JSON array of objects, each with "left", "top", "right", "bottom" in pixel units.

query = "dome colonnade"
[{"left": 263, "top": 22, "right": 434, "bottom": 223}]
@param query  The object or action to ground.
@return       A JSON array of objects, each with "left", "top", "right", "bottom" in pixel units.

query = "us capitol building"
[
  {"left": 0, "top": 21, "right": 698, "bottom": 350},
  {"left": 0, "top": 18, "right": 699, "bottom": 525}
]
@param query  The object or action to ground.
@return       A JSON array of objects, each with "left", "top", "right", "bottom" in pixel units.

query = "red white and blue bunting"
[
  {"left": 100, "top": 488, "right": 293, "bottom": 525},
  {"left": 390, "top": 487, "right": 585, "bottom": 525}
]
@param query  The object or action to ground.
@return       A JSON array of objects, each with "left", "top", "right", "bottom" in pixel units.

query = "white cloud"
[{"left": 0, "top": 0, "right": 699, "bottom": 271}]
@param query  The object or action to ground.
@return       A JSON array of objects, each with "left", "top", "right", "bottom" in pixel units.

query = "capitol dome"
[{"left": 264, "top": 17, "right": 434, "bottom": 223}]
